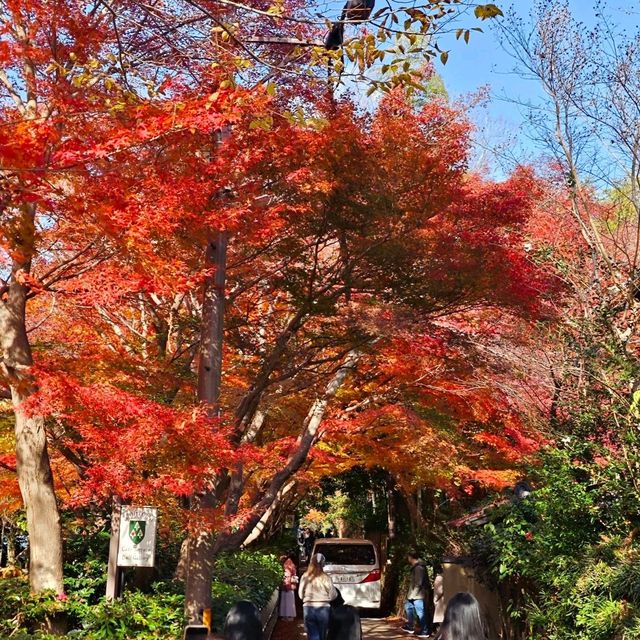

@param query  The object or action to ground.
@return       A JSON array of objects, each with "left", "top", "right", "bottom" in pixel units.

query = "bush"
[
  {"left": 211, "top": 550, "right": 282, "bottom": 630},
  {"left": 81, "top": 589, "right": 184, "bottom": 639},
  {"left": 0, "top": 576, "right": 30, "bottom": 636},
  {"left": 0, "top": 549, "right": 283, "bottom": 638},
  {"left": 468, "top": 444, "right": 640, "bottom": 639},
  {"left": 0, "top": 578, "right": 90, "bottom": 638}
]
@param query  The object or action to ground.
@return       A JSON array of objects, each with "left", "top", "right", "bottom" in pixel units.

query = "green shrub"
[
  {"left": 0, "top": 549, "right": 282, "bottom": 638},
  {"left": 0, "top": 577, "right": 30, "bottom": 636},
  {"left": 81, "top": 589, "right": 184, "bottom": 639},
  {"left": 469, "top": 444, "right": 640, "bottom": 640},
  {"left": 210, "top": 550, "right": 282, "bottom": 630},
  {"left": 213, "top": 550, "right": 282, "bottom": 608},
  {"left": 0, "top": 579, "right": 90, "bottom": 638}
]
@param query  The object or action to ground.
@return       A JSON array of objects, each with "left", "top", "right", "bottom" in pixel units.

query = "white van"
[{"left": 312, "top": 538, "right": 382, "bottom": 610}]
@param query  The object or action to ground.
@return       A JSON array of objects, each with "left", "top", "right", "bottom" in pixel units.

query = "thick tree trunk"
[
  {"left": 14, "top": 393, "right": 64, "bottom": 592},
  {"left": 0, "top": 265, "right": 64, "bottom": 594},
  {"left": 185, "top": 230, "right": 228, "bottom": 625}
]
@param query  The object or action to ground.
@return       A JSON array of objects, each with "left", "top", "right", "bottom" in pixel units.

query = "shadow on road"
[{"left": 273, "top": 617, "right": 406, "bottom": 639}]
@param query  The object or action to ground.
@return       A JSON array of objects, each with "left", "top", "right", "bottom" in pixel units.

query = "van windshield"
[{"left": 315, "top": 543, "right": 376, "bottom": 566}]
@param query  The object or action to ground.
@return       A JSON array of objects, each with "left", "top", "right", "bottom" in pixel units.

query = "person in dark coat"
[
  {"left": 327, "top": 590, "right": 362, "bottom": 640},
  {"left": 223, "top": 601, "right": 263, "bottom": 640},
  {"left": 303, "top": 527, "right": 316, "bottom": 560}
]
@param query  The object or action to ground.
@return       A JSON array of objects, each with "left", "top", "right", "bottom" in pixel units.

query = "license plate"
[{"left": 332, "top": 575, "right": 361, "bottom": 584}]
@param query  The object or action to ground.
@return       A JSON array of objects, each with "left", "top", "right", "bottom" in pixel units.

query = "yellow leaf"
[{"left": 474, "top": 4, "right": 504, "bottom": 20}]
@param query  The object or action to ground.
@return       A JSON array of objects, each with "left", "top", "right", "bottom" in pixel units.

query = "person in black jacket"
[
  {"left": 223, "top": 601, "right": 263, "bottom": 640},
  {"left": 327, "top": 590, "right": 362, "bottom": 640}
]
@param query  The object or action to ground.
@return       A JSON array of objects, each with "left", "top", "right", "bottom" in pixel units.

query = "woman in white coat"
[{"left": 432, "top": 566, "right": 446, "bottom": 633}]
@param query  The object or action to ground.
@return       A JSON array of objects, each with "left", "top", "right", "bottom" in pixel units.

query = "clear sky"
[{"left": 434, "top": 1, "right": 640, "bottom": 170}]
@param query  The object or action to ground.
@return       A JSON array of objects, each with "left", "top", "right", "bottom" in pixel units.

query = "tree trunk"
[
  {"left": 15, "top": 405, "right": 63, "bottom": 592},
  {"left": 0, "top": 265, "right": 64, "bottom": 594},
  {"left": 184, "top": 230, "right": 228, "bottom": 625},
  {"left": 214, "top": 350, "right": 361, "bottom": 553},
  {"left": 242, "top": 480, "right": 296, "bottom": 547},
  {"left": 7, "top": 532, "right": 16, "bottom": 568},
  {"left": 401, "top": 489, "right": 425, "bottom": 535}
]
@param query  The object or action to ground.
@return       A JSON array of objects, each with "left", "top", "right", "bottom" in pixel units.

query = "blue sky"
[{"left": 434, "top": 1, "right": 639, "bottom": 168}]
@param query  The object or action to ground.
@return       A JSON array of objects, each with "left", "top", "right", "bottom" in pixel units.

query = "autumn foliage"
[
  {"left": 0, "top": 81, "right": 556, "bottom": 515},
  {"left": 0, "top": 0, "right": 560, "bottom": 609}
]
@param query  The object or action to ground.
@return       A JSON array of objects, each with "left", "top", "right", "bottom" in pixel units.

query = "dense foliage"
[
  {"left": 5, "top": 0, "right": 640, "bottom": 635},
  {"left": 0, "top": 548, "right": 281, "bottom": 638},
  {"left": 467, "top": 441, "right": 640, "bottom": 639}
]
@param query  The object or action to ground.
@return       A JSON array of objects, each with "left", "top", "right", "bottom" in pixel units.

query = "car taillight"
[{"left": 360, "top": 569, "right": 381, "bottom": 583}]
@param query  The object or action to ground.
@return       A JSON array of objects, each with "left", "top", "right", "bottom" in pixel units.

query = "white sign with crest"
[{"left": 117, "top": 506, "right": 158, "bottom": 567}]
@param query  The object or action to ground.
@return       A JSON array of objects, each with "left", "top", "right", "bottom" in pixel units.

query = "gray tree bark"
[{"left": 0, "top": 229, "right": 64, "bottom": 593}]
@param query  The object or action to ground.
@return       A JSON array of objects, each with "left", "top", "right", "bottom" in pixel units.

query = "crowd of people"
[{"left": 272, "top": 546, "right": 488, "bottom": 640}]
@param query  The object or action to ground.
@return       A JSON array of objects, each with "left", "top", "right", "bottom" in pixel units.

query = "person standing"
[
  {"left": 401, "top": 550, "right": 430, "bottom": 638},
  {"left": 279, "top": 553, "right": 298, "bottom": 621},
  {"left": 435, "top": 592, "right": 486, "bottom": 640},
  {"left": 432, "top": 565, "right": 445, "bottom": 635},
  {"left": 303, "top": 527, "right": 316, "bottom": 561},
  {"left": 299, "top": 553, "right": 337, "bottom": 640},
  {"left": 297, "top": 528, "right": 307, "bottom": 562}
]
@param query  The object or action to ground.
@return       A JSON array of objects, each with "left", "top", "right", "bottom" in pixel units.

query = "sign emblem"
[
  {"left": 118, "top": 506, "right": 157, "bottom": 567},
  {"left": 129, "top": 520, "right": 146, "bottom": 545}
]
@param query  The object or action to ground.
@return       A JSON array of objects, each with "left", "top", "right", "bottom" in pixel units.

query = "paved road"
[
  {"left": 361, "top": 618, "right": 407, "bottom": 638},
  {"left": 273, "top": 617, "right": 407, "bottom": 639}
]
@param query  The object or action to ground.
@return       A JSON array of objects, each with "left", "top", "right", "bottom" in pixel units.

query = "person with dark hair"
[
  {"left": 401, "top": 550, "right": 430, "bottom": 637},
  {"left": 327, "top": 589, "right": 362, "bottom": 640},
  {"left": 299, "top": 553, "right": 338, "bottom": 640},
  {"left": 223, "top": 601, "right": 262, "bottom": 640},
  {"left": 436, "top": 592, "right": 486, "bottom": 640},
  {"left": 303, "top": 527, "right": 316, "bottom": 561},
  {"left": 297, "top": 527, "right": 307, "bottom": 562}
]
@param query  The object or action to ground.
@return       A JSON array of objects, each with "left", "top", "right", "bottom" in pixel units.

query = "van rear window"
[{"left": 315, "top": 544, "right": 376, "bottom": 565}]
